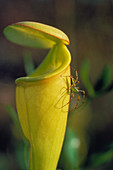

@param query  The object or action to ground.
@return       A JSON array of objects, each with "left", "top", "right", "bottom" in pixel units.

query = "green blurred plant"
[
  {"left": 89, "top": 144, "right": 113, "bottom": 168},
  {"left": 5, "top": 104, "right": 30, "bottom": 170},
  {"left": 78, "top": 60, "right": 113, "bottom": 169},
  {"left": 58, "top": 128, "right": 80, "bottom": 170},
  {"left": 23, "top": 51, "right": 35, "bottom": 76},
  {"left": 80, "top": 60, "right": 113, "bottom": 99}
]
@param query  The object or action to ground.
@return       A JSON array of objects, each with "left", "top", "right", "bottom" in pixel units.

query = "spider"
[{"left": 61, "top": 68, "right": 85, "bottom": 111}]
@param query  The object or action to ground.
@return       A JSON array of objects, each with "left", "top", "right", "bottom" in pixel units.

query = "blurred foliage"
[
  {"left": 80, "top": 60, "right": 95, "bottom": 98},
  {"left": 80, "top": 60, "right": 113, "bottom": 99},
  {"left": 89, "top": 145, "right": 113, "bottom": 167},
  {"left": 58, "top": 128, "right": 80, "bottom": 170},
  {"left": 94, "top": 64, "right": 113, "bottom": 94},
  {"left": 58, "top": 60, "right": 113, "bottom": 169},
  {"left": 0, "top": 154, "right": 10, "bottom": 170},
  {"left": 82, "top": 143, "right": 113, "bottom": 169},
  {"left": 4, "top": 104, "right": 30, "bottom": 170},
  {"left": 5, "top": 104, "right": 21, "bottom": 131},
  {"left": 23, "top": 51, "right": 35, "bottom": 76}
]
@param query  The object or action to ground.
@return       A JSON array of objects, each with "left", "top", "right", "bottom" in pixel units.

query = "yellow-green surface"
[
  {"left": 4, "top": 21, "right": 71, "bottom": 170},
  {"left": 4, "top": 21, "right": 69, "bottom": 49}
]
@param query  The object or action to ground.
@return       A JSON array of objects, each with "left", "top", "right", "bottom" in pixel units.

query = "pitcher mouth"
[{"left": 16, "top": 44, "right": 71, "bottom": 85}]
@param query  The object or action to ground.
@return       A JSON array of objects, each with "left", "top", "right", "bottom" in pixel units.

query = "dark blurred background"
[{"left": 0, "top": 0, "right": 113, "bottom": 169}]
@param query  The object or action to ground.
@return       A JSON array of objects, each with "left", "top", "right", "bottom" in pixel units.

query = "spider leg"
[
  {"left": 56, "top": 84, "right": 73, "bottom": 109},
  {"left": 61, "top": 75, "right": 78, "bottom": 83},
  {"left": 60, "top": 83, "right": 75, "bottom": 95},
  {"left": 70, "top": 67, "right": 79, "bottom": 81},
  {"left": 60, "top": 70, "right": 85, "bottom": 111},
  {"left": 60, "top": 87, "right": 69, "bottom": 95},
  {"left": 55, "top": 88, "right": 68, "bottom": 109},
  {"left": 75, "top": 95, "right": 80, "bottom": 109},
  {"left": 61, "top": 92, "right": 74, "bottom": 108},
  {"left": 70, "top": 94, "right": 80, "bottom": 111},
  {"left": 74, "top": 79, "right": 80, "bottom": 86},
  {"left": 75, "top": 70, "right": 79, "bottom": 80},
  {"left": 79, "top": 90, "right": 85, "bottom": 104},
  {"left": 61, "top": 74, "right": 80, "bottom": 87}
]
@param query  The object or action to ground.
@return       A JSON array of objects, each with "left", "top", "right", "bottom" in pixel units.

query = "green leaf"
[
  {"left": 23, "top": 51, "right": 35, "bottom": 76},
  {"left": 5, "top": 104, "right": 30, "bottom": 169},
  {"left": 24, "top": 140, "right": 30, "bottom": 170},
  {"left": 4, "top": 104, "right": 28, "bottom": 143},
  {"left": 0, "top": 154, "right": 10, "bottom": 170},
  {"left": 95, "top": 65, "right": 112, "bottom": 92},
  {"left": 14, "top": 142, "right": 27, "bottom": 170},
  {"left": 4, "top": 104, "right": 20, "bottom": 129},
  {"left": 89, "top": 149, "right": 113, "bottom": 167},
  {"left": 58, "top": 128, "right": 79, "bottom": 170},
  {"left": 80, "top": 60, "right": 95, "bottom": 98}
]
